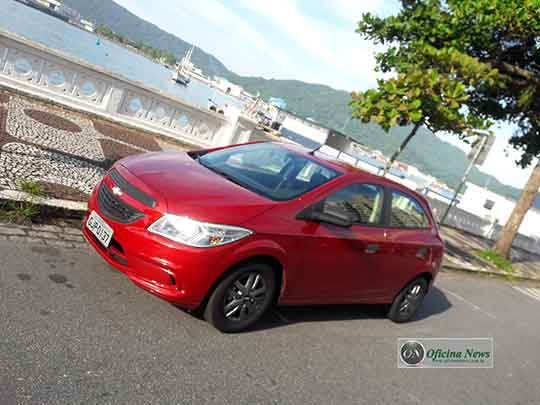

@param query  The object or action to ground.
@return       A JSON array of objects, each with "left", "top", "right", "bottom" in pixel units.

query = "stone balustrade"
[{"left": 0, "top": 30, "right": 255, "bottom": 148}]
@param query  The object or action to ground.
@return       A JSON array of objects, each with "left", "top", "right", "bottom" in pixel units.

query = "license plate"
[{"left": 86, "top": 211, "right": 113, "bottom": 248}]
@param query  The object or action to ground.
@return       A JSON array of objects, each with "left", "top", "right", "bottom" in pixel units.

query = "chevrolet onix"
[{"left": 83, "top": 142, "right": 444, "bottom": 332}]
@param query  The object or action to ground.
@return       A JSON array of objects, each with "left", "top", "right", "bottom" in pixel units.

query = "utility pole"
[{"left": 439, "top": 132, "right": 489, "bottom": 226}]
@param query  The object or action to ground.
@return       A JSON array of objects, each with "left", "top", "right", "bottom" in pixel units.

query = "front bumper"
[{"left": 83, "top": 179, "right": 240, "bottom": 309}]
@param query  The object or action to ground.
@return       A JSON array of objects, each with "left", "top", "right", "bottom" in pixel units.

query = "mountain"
[
  {"left": 62, "top": 0, "right": 229, "bottom": 78},
  {"left": 64, "top": 0, "right": 523, "bottom": 200}
]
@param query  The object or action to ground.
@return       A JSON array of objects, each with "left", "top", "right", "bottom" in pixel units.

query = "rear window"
[
  {"left": 198, "top": 143, "right": 341, "bottom": 200},
  {"left": 390, "top": 190, "right": 430, "bottom": 229}
]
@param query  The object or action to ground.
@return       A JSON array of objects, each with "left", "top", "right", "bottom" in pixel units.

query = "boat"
[
  {"left": 15, "top": 0, "right": 70, "bottom": 22},
  {"left": 171, "top": 47, "right": 195, "bottom": 86},
  {"left": 172, "top": 68, "right": 190, "bottom": 86}
]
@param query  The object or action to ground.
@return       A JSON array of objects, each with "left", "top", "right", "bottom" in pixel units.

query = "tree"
[
  {"left": 162, "top": 52, "right": 177, "bottom": 66},
  {"left": 350, "top": 53, "right": 497, "bottom": 174},
  {"left": 353, "top": 0, "right": 540, "bottom": 258}
]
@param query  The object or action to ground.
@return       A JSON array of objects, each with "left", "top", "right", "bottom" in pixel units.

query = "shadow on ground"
[{"left": 241, "top": 286, "right": 452, "bottom": 332}]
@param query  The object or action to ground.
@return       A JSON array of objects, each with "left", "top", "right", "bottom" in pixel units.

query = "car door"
[
  {"left": 382, "top": 189, "right": 436, "bottom": 297},
  {"left": 293, "top": 182, "right": 391, "bottom": 303}
]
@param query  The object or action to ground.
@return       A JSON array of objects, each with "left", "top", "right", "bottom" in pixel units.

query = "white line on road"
[
  {"left": 441, "top": 288, "right": 497, "bottom": 320},
  {"left": 513, "top": 287, "right": 540, "bottom": 303}
]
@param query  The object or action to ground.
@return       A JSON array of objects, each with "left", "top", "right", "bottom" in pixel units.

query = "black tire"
[
  {"left": 204, "top": 263, "right": 276, "bottom": 333},
  {"left": 387, "top": 277, "right": 428, "bottom": 323}
]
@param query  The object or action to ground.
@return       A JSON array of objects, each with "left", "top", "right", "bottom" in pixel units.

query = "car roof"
[{"left": 275, "top": 142, "right": 430, "bottom": 206}]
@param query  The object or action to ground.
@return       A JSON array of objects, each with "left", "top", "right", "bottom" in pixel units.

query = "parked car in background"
[{"left": 83, "top": 142, "right": 444, "bottom": 332}]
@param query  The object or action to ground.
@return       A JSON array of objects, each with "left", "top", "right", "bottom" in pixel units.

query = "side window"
[
  {"left": 390, "top": 191, "right": 430, "bottom": 229},
  {"left": 324, "top": 184, "right": 384, "bottom": 225}
]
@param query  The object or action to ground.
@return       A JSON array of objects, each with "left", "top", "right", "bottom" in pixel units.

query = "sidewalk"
[
  {"left": 442, "top": 226, "right": 540, "bottom": 281},
  {"left": 0, "top": 87, "right": 188, "bottom": 202}
]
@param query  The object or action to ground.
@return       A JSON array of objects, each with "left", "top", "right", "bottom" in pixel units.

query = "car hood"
[{"left": 119, "top": 152, "right": 276, "bottom": 225}]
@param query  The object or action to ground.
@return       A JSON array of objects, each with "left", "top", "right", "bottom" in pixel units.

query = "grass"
[
  {"left": 0, "top": 180, "right": 43, "bottom": 223},
  {"left": 0, "top": 201, "right": 40, "bottom": 222},
  {"left": 19, "top": 180, "right": 44, "bottom": 197},
  {"left": 476, "top": 250, "right": 514, "bottom": 273}
]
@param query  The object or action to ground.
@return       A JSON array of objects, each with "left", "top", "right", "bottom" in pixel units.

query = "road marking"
[
  {"left": 441, "top": 288, "right": 497, "bottom": 320},
  {"left": 513, "top": 287, "right": 540, "bottom": 303}
]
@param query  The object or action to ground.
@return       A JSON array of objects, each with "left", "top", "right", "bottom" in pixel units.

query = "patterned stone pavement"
[{"left": 0, "top": 88, "right": 187, "bottom": 201}]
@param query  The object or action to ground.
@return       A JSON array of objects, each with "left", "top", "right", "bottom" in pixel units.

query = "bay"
[{"left": 0, "top": 0, "right": 241, "bottom": 110}]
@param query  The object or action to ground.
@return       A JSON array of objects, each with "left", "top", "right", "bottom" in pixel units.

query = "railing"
[{"left": 0, "top": 30, "right": 256, "bottom": 148}]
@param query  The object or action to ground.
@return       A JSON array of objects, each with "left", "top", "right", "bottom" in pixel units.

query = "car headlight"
[{"left": 148, "top": 214, "right": 253, "bottom": 247}]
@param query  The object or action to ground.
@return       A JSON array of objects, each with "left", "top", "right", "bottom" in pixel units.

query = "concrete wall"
[
  {"left": 458, "top": 182, "right": 540, "bottom": 239},
  {"left": 428, "top": 196, "right": 540, "bottom": 255},
  {"left": 281, "top": 116, "right": 329, "bottom": 145},
  {"left": 0, "top": 30, "right": 256, "bottom": 149}
]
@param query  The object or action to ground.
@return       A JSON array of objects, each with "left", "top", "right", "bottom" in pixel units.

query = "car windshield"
[{"left": 197, "top": 143, "right": 341, "bottom": 200}]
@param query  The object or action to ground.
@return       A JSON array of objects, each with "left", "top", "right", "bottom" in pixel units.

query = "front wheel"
[
  {"left": 387, "top": 277, "right": 428, "bottom": 323},
  {"left": 204, "top": 263, "right": 276, "bottom": 333}
]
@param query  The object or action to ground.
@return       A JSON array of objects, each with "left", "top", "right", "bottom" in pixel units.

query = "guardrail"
[{"left": 0, "top": 30, "right": 255, "bottom": 147}]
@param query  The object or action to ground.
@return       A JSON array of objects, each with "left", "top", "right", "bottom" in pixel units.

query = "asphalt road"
[{"left": 1, "top": 239, "right": 540, "bottom": 405}]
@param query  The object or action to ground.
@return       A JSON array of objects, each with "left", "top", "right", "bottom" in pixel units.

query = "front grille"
[
  {"left": 98, "top": 183, "right": 144, "bottom": 224},
  {"left": 110, "top": 169, "right": 156, "bottom": 208}
]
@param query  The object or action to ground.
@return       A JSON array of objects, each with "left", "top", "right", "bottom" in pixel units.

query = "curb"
[
  {"left": 0, "top": 189, "right": 87, "bottom": 212},
  {"left": 442, "top": 262, "right": 540, "bottom": 283}
]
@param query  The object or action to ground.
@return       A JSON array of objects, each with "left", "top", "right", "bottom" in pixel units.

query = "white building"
[
  {"left": 35, "top": 0, "right": 62, "bottom": 10},
  {"left": 280, "top": 115, "right": 329, "bottom": 145},
  {"left": 214, "top": 77, "right": 243, "bottom": 98},
  {"left": 457, "top": 182, "right": 540, "bottom": 238},
  {"left": 80, "top": 19, "right": 95, "bottom": 32}
]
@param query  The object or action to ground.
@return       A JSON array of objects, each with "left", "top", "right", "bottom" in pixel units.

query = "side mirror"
[{"left": 298, "top": 204, "right": 353, "bottom": 228}]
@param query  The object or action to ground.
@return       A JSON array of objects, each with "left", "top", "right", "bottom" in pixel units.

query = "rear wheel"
[
  {"left": 204, "top": 263, "right": 276, "bottom": 333},
  {"left": 387, "top": 277, "right": 428, "bottom": 323}
]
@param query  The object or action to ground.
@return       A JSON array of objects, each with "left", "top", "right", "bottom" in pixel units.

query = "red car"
[{"left": 83, "top": 142, "right": 444, "bottom": 332}]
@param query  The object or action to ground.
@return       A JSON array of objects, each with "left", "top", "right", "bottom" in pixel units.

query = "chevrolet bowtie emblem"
[{"left": 111, "top": 186, "right": 123, "bottom": 196}]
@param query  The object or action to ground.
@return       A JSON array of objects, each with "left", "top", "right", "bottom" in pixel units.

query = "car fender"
[{"left": 223, "top": 238, "right": 289, "bottom": 294}]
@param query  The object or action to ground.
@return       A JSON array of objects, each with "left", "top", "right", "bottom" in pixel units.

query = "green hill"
[{"left": 63, "top": 0, "right": 522, "bottom": 200}]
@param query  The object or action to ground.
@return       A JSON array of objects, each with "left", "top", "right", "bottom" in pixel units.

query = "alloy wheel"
[
  {"left": 398, "top": 283, "right": 424, "bottom": 317},
  {"left": 223, "top": 272, "right": 267, "bottom": 322}
]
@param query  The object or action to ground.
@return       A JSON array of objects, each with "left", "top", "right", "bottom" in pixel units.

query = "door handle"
[
  {"left": 416, "top": 247, "right": 430, "bottom": 260},
  {"left": 365, "top": 244, "right": 380, "bottom": 254}
]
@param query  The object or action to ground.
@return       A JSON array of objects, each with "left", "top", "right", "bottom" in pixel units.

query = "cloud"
[
  {"left": 114, "top": 0, "right": 293, "bottom": 76},
  {"left": 333, "top": 0, "right": 397, "bottom": 23},
  {"left": 115, "top": 0, "right": 394, "bottom": 89},
  {"left": 236, "top": 0, "right": 387, "bottom": 90}
]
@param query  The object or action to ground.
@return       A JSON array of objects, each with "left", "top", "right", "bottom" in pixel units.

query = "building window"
[{"left": 484, "top": 199, "right": 495, "bottom": 210}]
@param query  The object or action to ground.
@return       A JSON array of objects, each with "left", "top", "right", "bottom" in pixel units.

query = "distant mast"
[
  {"left": 171, "top": 46, "right": 194, "bottom": 86},
  {"left": 180, "top": 45, "right": 195, "bottom": 73}
]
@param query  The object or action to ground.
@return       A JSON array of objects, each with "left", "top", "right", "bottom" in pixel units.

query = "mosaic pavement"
[{"left": 0, "top": 90, "right": 179, "bottom": 201}]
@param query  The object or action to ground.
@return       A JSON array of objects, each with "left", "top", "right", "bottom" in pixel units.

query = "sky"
[{"left": 114, "top": 0, "right": 535, "bottom": 190}]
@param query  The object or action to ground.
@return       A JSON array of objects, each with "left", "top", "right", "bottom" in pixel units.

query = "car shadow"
[{"left": 250, "top": 286, "right": 452, "bottom": 332}]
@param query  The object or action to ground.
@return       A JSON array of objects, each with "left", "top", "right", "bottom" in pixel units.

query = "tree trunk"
[
  {"left": 493, "top": 161, "right": 540, "bottom": 259},
  {"left": 383, "top": 122, "right": 422, "bottom": 176}
]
